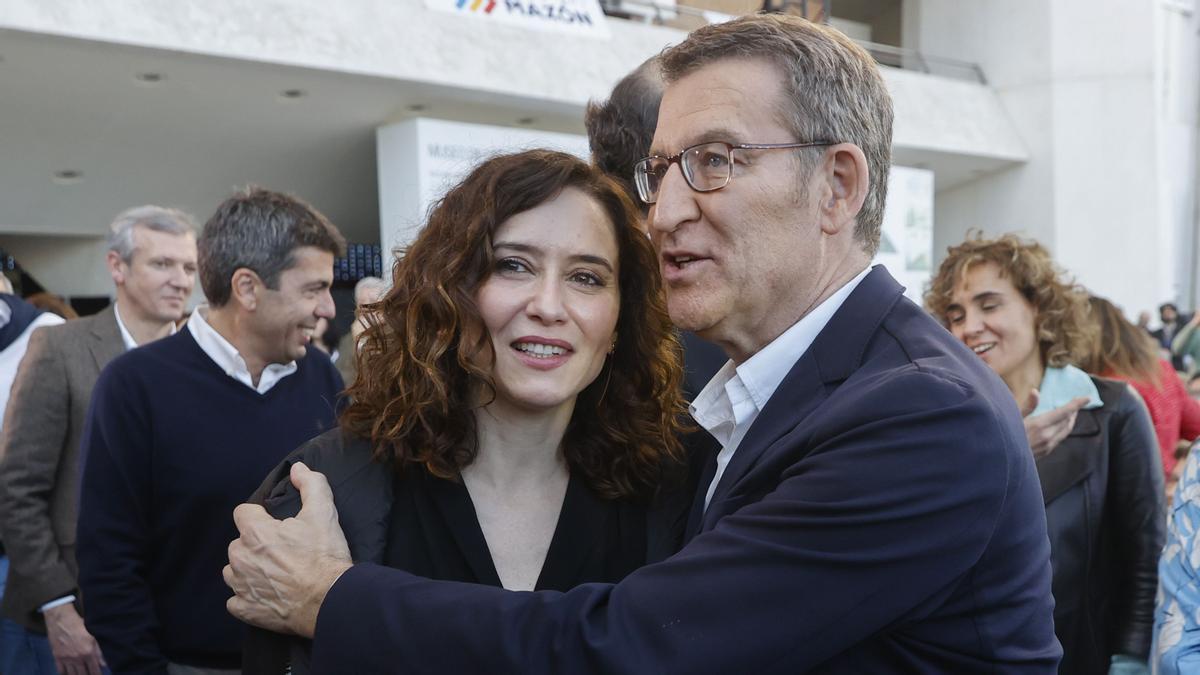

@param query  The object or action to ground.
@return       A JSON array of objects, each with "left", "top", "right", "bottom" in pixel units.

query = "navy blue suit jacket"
[{"left": 309, "top": 267, "right": 1061, "bottom": 673}]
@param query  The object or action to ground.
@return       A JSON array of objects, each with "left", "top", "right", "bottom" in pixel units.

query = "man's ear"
[
  {"left": 818, "top": 143, "right": 870, "bottom": 236},
  {"left": 106, "top": 251, "right": 127, "bottom": 286},
  {"left": 229, "top": 268, "right": 262, "bottom": 312}
]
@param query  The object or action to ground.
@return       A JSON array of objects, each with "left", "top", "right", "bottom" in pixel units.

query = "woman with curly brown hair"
[
  {"left": 242, "top": 150, "right": 689, "bottom": 674},
  {"left": 926, "top": 234, "right": 1164, "bottom": 675}
]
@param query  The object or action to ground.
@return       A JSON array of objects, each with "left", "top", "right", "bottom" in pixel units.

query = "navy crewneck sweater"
[{"left": 77, "top": 328, "right": 342, "bottom": 674}]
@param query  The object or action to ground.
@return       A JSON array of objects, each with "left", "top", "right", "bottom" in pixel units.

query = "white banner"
[
  {"left": 424, "top": 0, "right": 610, "bottom": 39},
  {"left": 873, "top": 165, "right": 935, "bottom": 303},
  {"left": 376, "top": 118, "right": 590, "bottom": 262}
]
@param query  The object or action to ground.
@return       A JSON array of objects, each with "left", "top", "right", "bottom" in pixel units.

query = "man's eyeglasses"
[{"left": 633, "top": 140, "right": 838, "bottom": 204}]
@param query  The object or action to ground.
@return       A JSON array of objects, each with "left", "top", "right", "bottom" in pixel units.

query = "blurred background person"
[
  {"left": 1153, "top": 303, "right": 1189, "bottom": 353},
  {"left": 1082, "top": 295, "right": 1200, "bottom": 491},
  {"left": 0, "top": 284, "right": 64, "bottom": 654},
  {"left": 309, "top": 317, "right": 331, "bottom": 356},
  {"left": 24, "top": 293, "right": 79, "bottom": 321},
  {"left": 926, "top": 234, "right": 1164, "bottom": 675},
  {"left": 0, "top": 205, "right": 197, "bottom": 675},
  {"left": 242, "top": 150, "right": 687, "bottom": 674},
  {"left": 0, "top": 293, "right": 64, "bottom": 432},
  {"left": 1155, "top": 442, "right": 1200, "bottom": 674},
  {"left": 1170, "top": 312, "right": 1200, "bottom": 377},
  {"left": 334, "top": 275, "right": 386, "bottom": 386}
]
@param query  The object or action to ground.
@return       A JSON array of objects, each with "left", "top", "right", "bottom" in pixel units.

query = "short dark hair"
[
  {"left": 198, "top": 187, "right": 346, "bottom": 306},
  {"left": 1160, "top": 302, "right": 1179, "bottom": 314},
  {"left": 584, "top": 57, "right": 663, "bottom": 213}
]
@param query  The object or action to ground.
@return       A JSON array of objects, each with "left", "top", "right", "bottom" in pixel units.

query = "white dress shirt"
[
  {"left": 113, "top": 302, "right": 176, "bottom": 352},
  {"left": 187, "top": 306, "right": 298, "bottom": 394},
  {"left": 691, "top": 266, "right": 872, "bottom": 510}
]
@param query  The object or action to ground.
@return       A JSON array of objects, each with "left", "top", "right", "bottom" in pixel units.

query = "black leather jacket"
[{"left": 1036, "top": 376, "right": 1165, "bottom": 674}]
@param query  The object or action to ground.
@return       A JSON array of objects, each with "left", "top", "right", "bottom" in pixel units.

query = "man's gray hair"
[
  {"left": 659, "top": 14, "right": 894, "bottom": 256},
  {"left": 354, "top": 276, "right": 388, "bottom": 306},
  {"left": 107, "top": 206, "right": 197, "bottom": 262}
]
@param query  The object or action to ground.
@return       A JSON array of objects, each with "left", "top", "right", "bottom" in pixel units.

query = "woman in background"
[
  {"left": 243, "top": 150, "right": 691, "bottom": 674},
  {"left": 1083, "top": 295, "right": 1200, "bottom": 488},
  {"left": 926, "top": 234, "right": 1164, "bottom": 675}
]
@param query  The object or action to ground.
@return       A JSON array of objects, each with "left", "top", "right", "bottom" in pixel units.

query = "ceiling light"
[
  {"left": 279, "top": 89, "right": 307, "bottom": 100},
  {"left": 407, "top": 104, "right": 428, "bottom": 112},
  {"left": 52, "top": 170, "right": 84, "bottom": 185},
  {"left": 517, "top": 117, "right": 536, "bottom": 125},
  {"left": 134, "top": 72, "right": 165, "bottom": 85}
]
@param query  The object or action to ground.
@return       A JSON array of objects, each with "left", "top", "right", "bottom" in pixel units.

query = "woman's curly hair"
[
  {"left": 924, "top": 233, "right": 1095, "bottom": 369},
  {"left": 341, "top": 149, "right": 686, "bottom": 500}
]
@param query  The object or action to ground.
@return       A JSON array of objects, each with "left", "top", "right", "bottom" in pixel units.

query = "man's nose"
[
  {"left": 648, "top": 163, "right": 700, "bottom": 238},
  {"left": 316, "top": 290, "right": 336, "bottom": 319},
  {"left": 171, "top": 265, "right": 194, "bottom": 289}
]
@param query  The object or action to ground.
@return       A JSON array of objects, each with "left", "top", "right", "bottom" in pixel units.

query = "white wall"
[
  {"left": 910, "top": 0, "right": 1196, "bottom": 319},
  {"left": 1161, "top": 1, "right": 1200, "bottom": 308}
]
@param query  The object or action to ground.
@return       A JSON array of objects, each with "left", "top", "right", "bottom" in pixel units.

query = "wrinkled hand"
[
  {"left": 44, "top": 603, "right": 105, "bottom": 675},
  {"left": 1021, "top": 390, "right": 1089, "bottom": 458},
  {"left": 224, "top": 462, "right": 353, "bottom": 638}
]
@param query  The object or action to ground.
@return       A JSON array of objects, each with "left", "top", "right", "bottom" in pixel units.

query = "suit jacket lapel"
[
  {"left": 87, "top": 305, "right": 125, "bottom": 373},
  {"left": 701, "top": 267, "right": 905, "bottom": 530},
  {"left": 683, "top": 432, "right": 720, "bottom": 541},
  {"left": 701, "top": 357, "right": 827, "bottom": 530},
  {"left": 1036, "top": 408, "right": 1102, "bottom": 504}
]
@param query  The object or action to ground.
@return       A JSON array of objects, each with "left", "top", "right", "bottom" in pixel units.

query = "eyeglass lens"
[{"left": 635, "top": 142, "right": 733, "bottom": 204}]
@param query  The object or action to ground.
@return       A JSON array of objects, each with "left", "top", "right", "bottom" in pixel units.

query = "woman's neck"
[
  {"left": 463, "top": 397, "right": 574, "bottom": 488},
  {"left": 1003, "top": 357, "right": 1046, "bottom": 413}
]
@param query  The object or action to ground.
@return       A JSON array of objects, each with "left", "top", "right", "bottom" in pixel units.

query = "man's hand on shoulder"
[
  {"left": 44, "top": 602, "right": 106, "bottom": 675},
  {"left": 224, "top": 461, "right": 353, "bottom": 638}
]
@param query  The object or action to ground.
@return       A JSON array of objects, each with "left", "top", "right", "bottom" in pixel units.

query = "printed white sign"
[{"left": 424, "top": 0, "right": 610, "bottom": 39}]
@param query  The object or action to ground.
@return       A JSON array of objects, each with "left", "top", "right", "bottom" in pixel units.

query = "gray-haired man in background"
[{"left": 0, "top": 206, "right": 197, "bottom": 675}]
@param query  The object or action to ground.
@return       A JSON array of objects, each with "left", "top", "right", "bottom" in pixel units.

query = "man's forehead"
[
  {"left": 651, "top": 61, "right": 785, "bottom": 154},
  {"left": 131, "top": 226, "right": 196, "bottom": 254}
]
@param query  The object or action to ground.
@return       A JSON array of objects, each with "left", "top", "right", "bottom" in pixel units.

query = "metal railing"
[
  {"left": 599, "top": 0, "right": 988, "bottom": 85},
  {"left": 855, "top": 39, "right": 987, "bottom": 84}
]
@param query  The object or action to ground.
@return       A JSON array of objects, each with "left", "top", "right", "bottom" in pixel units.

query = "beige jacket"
[{"left": 0, "top": 306, "right": 123, "bottom": 630}]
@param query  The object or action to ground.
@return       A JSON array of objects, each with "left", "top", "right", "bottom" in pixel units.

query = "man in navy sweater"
[{"left": 77, "top": 188, "right": 346, "bottom": 675}]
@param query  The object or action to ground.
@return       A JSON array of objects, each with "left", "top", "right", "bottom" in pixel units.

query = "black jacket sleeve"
[{"left": 1107, "top": 385, "right": 1166, "bottom": 658}]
